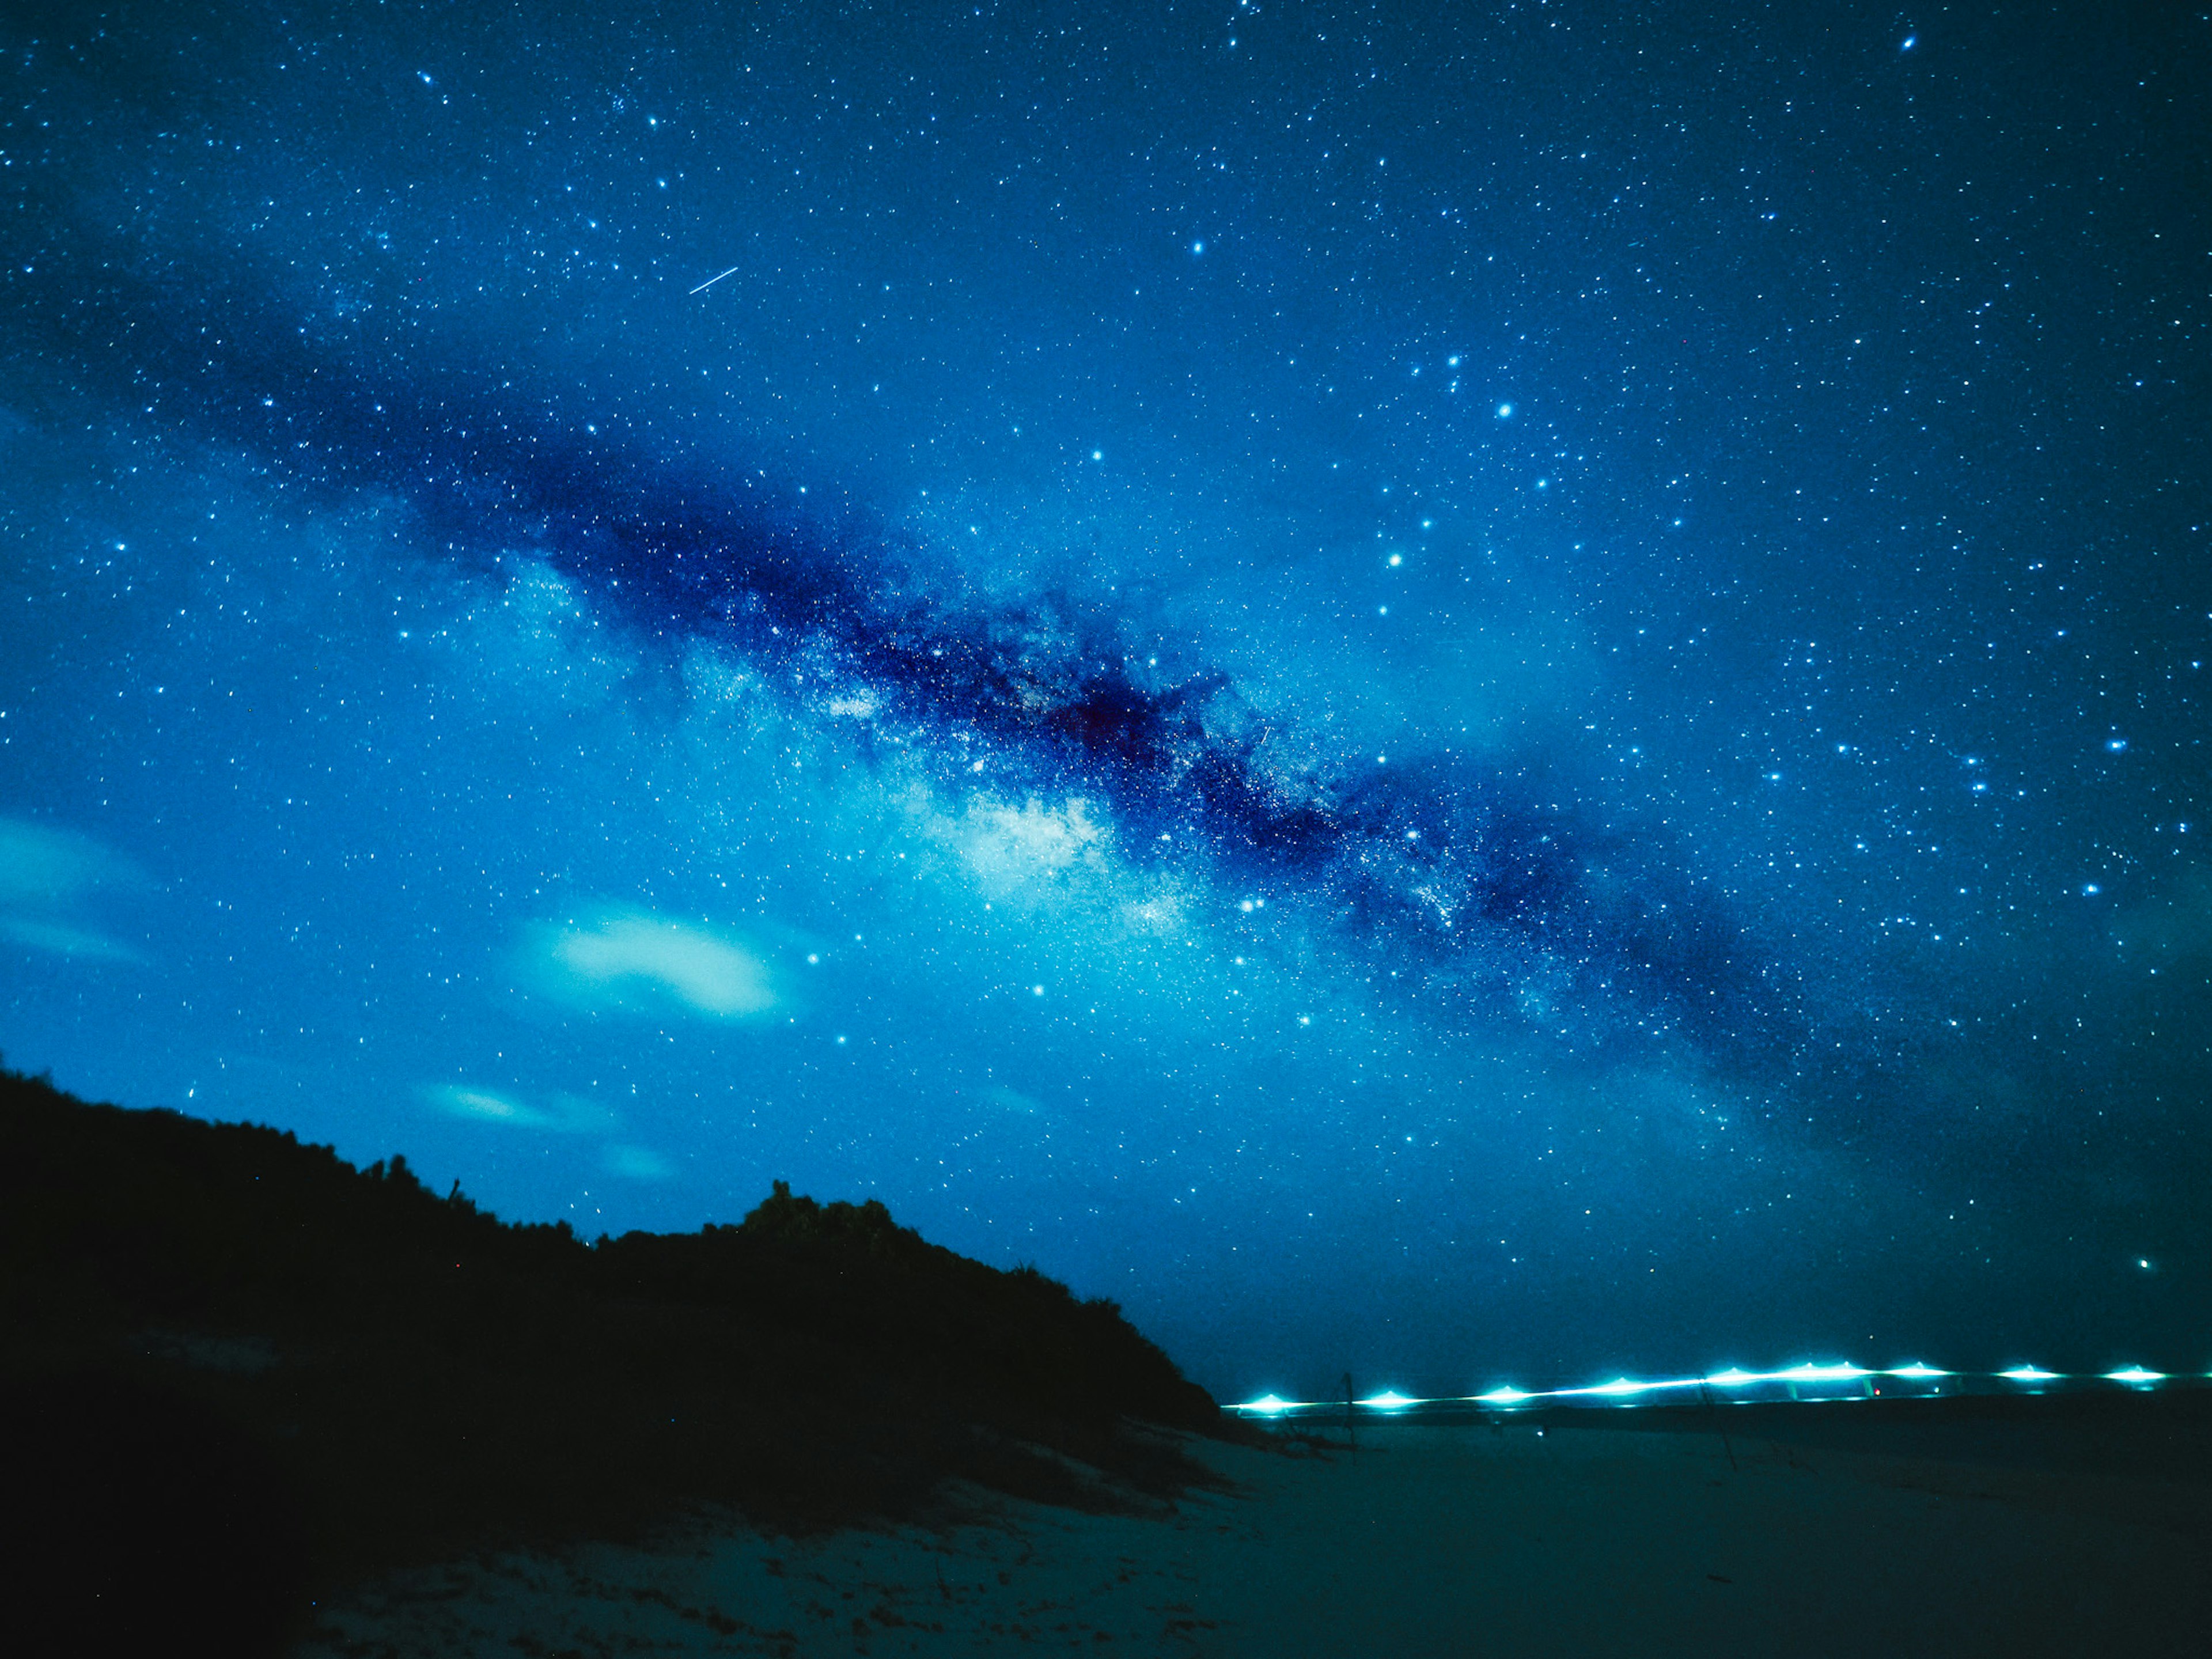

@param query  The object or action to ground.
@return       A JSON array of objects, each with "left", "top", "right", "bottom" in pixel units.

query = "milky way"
[{"left": 3, "top": 1, "right": 2207, "bottom": 1391}]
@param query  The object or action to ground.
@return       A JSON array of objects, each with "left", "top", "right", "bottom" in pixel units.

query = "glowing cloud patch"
[
  {"left": 0, "top": 816, "right": 149, "bottom": 962},
  {"left": 0, "top": 817, "right": 135, "bottom": 908},
  {"left": 533, "top": 907, "right": 780, "bottom": 1019},
  {"left": 426, "top": 1084, "right": 616, "bottom": 1134},
  {"left": 0, "top": 915, "right": 143, "bottom": 961},
  {"left": 605, "top": 1144, "right": 677, "bottom": 1180},
  {"left": 979, "top": 1084, "right": 1047, "bottom": 1116},
  {"left": 431, "top": 1085, "right": 550, "bottom": 1127}
]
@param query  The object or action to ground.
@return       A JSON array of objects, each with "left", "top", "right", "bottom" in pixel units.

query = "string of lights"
[{"left": 1236, "top": 1361, "right": 2196, "bottom": 1417}]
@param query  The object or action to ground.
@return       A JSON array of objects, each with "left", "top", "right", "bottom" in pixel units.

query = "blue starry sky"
[{"left": 3, "top": 1, "right": 2207, "bottom": 1396}]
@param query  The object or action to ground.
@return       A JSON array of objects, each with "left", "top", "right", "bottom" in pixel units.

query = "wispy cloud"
[
  {"left": 0, "top": 916, "right": 144, "bottom": 961},
  {"left": 428, "top": 1084, "right": 552, "bottom": 1128},
  {"left": 0, "top": 816, "right": 147, "bottom": 962},
  {"left": 525, "top": 906, "right": 782, "bottom": 1020},
  {"left": 603, "top": 1144, "right": 676, "bottom": 1180},
  {"left": 425, "top": 1083, "right": 618, "bottom": 1133},
  {"left": 427, "top": 1084, "right": 672, "bottom": 1179}
]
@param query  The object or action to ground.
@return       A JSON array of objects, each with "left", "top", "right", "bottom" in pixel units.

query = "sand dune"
[{"left": 301, "top": 1411, "right": 2211, "bottom": 1656}]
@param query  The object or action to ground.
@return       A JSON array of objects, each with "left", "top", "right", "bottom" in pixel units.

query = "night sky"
[{"left": 3, "top": 2, "right": 2207, "bottom": 1397}]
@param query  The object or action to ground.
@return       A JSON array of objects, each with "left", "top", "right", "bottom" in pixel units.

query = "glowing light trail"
[
  {"left": 1777, "top": 1363, "right": 1871, "bottom": 1383},
  {"left": 1231, "top": 1357, "right": 2192, "bottom": 1416}
]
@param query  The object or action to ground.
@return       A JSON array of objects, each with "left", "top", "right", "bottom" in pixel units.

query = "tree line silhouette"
[{"left": 0, "top": 1066, "right": 1227, "bottom": 1655}]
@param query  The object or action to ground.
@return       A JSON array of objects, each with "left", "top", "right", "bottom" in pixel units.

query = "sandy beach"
[{"left": 298, "top": 1409, "right": 2212, "bottom": 1657}]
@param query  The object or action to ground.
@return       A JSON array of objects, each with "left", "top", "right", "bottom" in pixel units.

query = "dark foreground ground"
[
  {"left": 304, "top": 1396, "right": 2212, "bottom": 1657},
  {"left": 0, "top": 1070, "right": 1230, "bottom": 1657},
  {"left": 1537, "top": 1381, "right": 2212, "bottom": 1488},
  {"left": 8, "top": 1064, "right": 2206, "bottom": 1657}
]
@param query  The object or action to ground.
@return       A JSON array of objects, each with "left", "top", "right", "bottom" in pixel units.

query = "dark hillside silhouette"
[{"left": 0, "top": 1067, "right": 1226, "bottom": 1656}]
